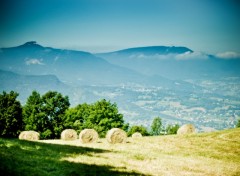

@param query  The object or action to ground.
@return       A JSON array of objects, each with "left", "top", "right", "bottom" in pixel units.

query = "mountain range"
[
  {"left": 1, "top": 41, "right": 239, "bottom": 86},
  {"left": 0, "top": 41, "right": 139, "bottom": 85},
  {"left": 0, "top": 42, "right": 180, "bottom": 86},
  {"left": 97, "top": 46, "right": 240, "bottom": 79},
  {"left": 1, "top": 42, "right": 239, "bottom": 130}
]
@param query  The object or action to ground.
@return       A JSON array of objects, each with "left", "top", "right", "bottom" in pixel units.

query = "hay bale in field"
[
  {"left": 106, "top": 128, "right": 127, "bottom": 144},
  {"left": 61, "top": 129, "right": 78, "bottom": 141},
  {"left": 19, "top": 131, "right": 40, "bottom": 141},
  {"left": 79, "top": 129, "right": 99, "bottom": 143},
  {"left": 177, "top": 124, "right": 196, "bottom": 135},
  {"left": 132, "top": 132, "right": 142, "bottom": 138}
]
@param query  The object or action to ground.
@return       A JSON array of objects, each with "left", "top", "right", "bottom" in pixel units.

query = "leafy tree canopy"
[
  {"left": 64, "top": 99, "right": 128, "bottom": 137},
  {"left": 23, "top": 91, "right": 70, "bottom": 139},
  {"left": 0, "top": 91, "right": 23, "bottom": 138},
  {"left": 63, "top": 103, "right": 90, "bottom": 133}
]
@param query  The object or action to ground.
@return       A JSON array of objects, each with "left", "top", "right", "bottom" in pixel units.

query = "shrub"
[{"left": 127, "top": 125, "right": 149, "bottom": 137}]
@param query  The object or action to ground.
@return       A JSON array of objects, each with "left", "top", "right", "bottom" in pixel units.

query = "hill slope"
[
  {"left": 0, "top": 69, "right": 71, "bottom": 103},
  {"left": 1, "top": 128, "right": 239, "bottom": 175}
]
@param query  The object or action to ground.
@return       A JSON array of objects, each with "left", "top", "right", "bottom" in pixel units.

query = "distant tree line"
[{"left": 0, "top": 90, "right": 181, "bottom": 139}]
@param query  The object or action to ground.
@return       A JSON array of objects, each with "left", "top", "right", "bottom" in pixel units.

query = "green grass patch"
[
  {"left": 1, "top": 128, "right": 240, "bottom": 175},
  {"left": 0, "top": 139, "right": 141, "bottom": 176}
]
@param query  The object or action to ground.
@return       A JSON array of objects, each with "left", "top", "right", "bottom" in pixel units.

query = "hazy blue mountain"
[
  {"left": 0, "top": 42, "right": 151, "bottom": 85},
  {"left": 0, "top": 42, "right": 199, "bottom": 88},
  {"left": 0, "top": 69, "right": 72, "bottom": 103},
  {"left": 97, "top": 46, "right": 240, "bottom": 79}
]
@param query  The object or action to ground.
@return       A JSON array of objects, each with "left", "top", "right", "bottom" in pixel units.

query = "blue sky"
[{"left": 0, "top": 0, "right": 240, "bottom": 54}]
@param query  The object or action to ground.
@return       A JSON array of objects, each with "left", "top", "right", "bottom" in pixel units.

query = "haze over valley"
[{"left": 1, "top": 41, "right": 239, "bottom": 131}]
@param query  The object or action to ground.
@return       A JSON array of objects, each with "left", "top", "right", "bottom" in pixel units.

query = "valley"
[
  {"left": 0, "top": 42, "right": 239, "bottom": 132},
  {"left": 71, "top": 78, "right": 240, "bottom": 132}
]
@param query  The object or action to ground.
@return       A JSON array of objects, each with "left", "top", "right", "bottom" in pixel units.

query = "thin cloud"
[
  {"left": 129, "top": 54, "right": 176, "bottom": 60},
  {"left": 175, "top": 51, "right": 209, "bottom": 60},
  {"left": 25, "top": 58, "right": 45, "bottom": 65},
  {"left": 216, "top": 51, "right": 240, "bottom": 59},
  {"left": 129, "top": 52, "right": 209, "bottom": 61}
]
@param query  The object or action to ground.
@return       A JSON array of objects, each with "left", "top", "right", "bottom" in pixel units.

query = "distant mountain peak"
[
  {"left": 24, "top": 41, "right": 37, "bottom": 45},
  {"left": 18, "top": 41, "right": 43, "bottom": 49}
]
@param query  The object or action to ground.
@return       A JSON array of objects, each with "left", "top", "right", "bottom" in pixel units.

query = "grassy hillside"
[{"left": 1, "top": 128, "right": 240, "bottom": 176}]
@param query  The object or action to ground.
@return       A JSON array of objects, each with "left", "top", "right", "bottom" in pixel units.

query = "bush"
[
  {"left": 127, "top": 125, "right": 149, "bottom": 137},
  {"left": 236, "top": 119, "right": 240, "bottom": 128},
  {"left": 166, "top": 124, "right": 180, "bottom": 135}
]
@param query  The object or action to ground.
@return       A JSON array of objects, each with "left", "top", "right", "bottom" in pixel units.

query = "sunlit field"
[{"left": 1, "top": 128, "right": 240, "bottom": 176}]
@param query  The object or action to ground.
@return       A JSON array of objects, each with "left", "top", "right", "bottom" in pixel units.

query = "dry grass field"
[{"left": 1, "top": 128, "right": 240, "bottom": 175}]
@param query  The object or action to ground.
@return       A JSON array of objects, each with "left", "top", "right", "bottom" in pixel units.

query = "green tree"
[
  {"left": 127, "top": 125, "right": 149, "bottom": 137},
  {"left": 23, "top": 91, "right": 44, "bottom": 132},
  {"left": 236, "top": 119, "right": 240, "bottom": 128},
  {"left": 23, "top": 91, "right": 70, "bottom": 139},
  {"left": 41, "top": 91, "right": 70, "bottom": 138},
  {"left": 85, "top": 99, "right": 126, "bottom": 137},
  {"left": 64, "top": 99, "right": 128, "bottom": 137},
  {"left": 0, "top": 91, "right": 23, "bottom": 138},
  {"left": 63, "top": 103, "right": 90, "bottom": 133},
  {"left": 151, "top": 117, "right": 162, "bottom": 136},
  {"left": 166, "top": 124, "right": 180, "bottom": 135}
]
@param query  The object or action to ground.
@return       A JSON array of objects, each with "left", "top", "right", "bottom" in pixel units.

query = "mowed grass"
[{"left": 1, "top": 128, "right": 240, "bottom": 176}]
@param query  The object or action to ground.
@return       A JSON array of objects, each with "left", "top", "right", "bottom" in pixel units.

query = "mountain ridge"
[
  {"left": 0, "top": 69, "right": 70, "bottom": 103},
  {"left": 0, "top": 42, "right": 146, "bottom": 85},
  {"left": 96, "top": 46, "right": 240, "bottom": 79},
  {"left": 98, "top": 46, "right": 193, "bottom": 56},
  {"left": 1, "top": 42, "right": 192, "bottom": 87}
]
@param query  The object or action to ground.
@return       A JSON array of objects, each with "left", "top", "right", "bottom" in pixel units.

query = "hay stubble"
[{"left": 39, "top": 128, "right": 240, "bottom": 176}]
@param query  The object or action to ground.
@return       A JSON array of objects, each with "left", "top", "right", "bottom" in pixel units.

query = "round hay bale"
[
  {"left": 19, "top": 131, "right": 27, "bottom": 140},
  {"left": 132, "top": 132, "right": 142, "bottom": 138},
  {"left": 177, "top": 124, "right": 196, "bottom": 135},
  {"left": 79, "top": 129, "right": 99, "bottom": 143},
  {"left": 61, "top": 129, "right": 78, "bottom": 141},
  {"left": 19, "top": 131, "right": 40, "bottom": 141},
  {"left": 106, "top": 128, "right": 127, "bottom": 144}
]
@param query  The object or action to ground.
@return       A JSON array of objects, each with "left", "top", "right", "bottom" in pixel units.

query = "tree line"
[{"left": 0, "top": 90, "right": 181, "bottom": 139}]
